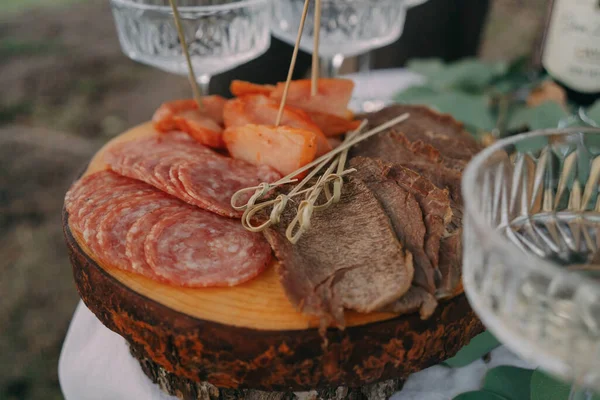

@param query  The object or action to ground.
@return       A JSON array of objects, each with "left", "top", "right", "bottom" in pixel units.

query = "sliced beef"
[
  {"left": 350, "top": 157, "right": 436, "bottom": 295},
  {"left": 437, "top": 229, "right": 463, "bottom": 298},
  {"left": 358, "top": 104, "right": 482, "bottom": 163},
  {"left": 381, "top": 286, "right": 438, "bottom": 320},
  {"left": 436, "top": 206, "right": 464, "bottom": 298},
  {"left": 351, "top": 104, "right": 481, "bottom": 204},
  {"left": 387, "top": 163, "right": 452, "bottom": 274},
  {"left": 263, "top": 178, "right": 414, "bottom": 329}
]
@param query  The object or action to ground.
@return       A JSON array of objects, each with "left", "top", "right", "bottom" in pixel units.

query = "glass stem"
[
  {"left": 357, "top": 52, "right": 371, "bottom": 73},
  {"left": 197, "top": 74, "right": 211, "bottom": 97},
  {"left": 568, "top": 383, "right": 593, "bottom": 400},
  {"left": 320, "top": 54, "right": 344, "bottom": 78}
]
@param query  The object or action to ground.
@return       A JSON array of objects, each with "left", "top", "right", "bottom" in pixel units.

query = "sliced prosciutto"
[
  {"left": 223, "top": 94, "right": 331, "bottom": 157},
  {"left": 152, "top": 97, "right": 227, "bottom": 148},
  {"left": 270, "top": 78, "right": 355, "bottom": 119},
  {"left": 104, "top": 133, "right": 281, "bottom": 218},
  {"left": 229, "top": 79, "right": 360, "bottom": 135},
  {"left": 223, "top": 124, "right": 317, "bottom": 177}
]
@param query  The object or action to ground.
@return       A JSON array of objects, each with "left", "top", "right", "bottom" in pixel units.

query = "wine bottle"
[{"left": 540, "top": 0, "right": 600, "bottom": 107}]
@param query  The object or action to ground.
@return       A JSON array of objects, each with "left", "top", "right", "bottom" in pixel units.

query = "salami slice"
[
  {"left": 94, "top": 191, "right": 180, "bottom": 273},
  {"left": 105, "top": 134, "right": 281, "bottom": 217},
  {"left": 144, "top": 208, "right": 272, "bottom": 287},
  {"left": 68, "top": 177, "right": 142, "bottom": 237},
  {"left": 125, "top": 205, "right": 186, "bottom": 276},
  {"left": 177, "top": 158, "right": 280, "bottom": 217},
  {"left": 80, "top": 185, "right": 157, "bottom": 249},
  {"left": 65, "top": 171, "right": 133, "bottom": 218}
]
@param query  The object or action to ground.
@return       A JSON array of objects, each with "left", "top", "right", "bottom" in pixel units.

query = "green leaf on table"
[
  {"left": 394, "top": 89, "right": 495, "bottom": 133},
  {"left": 507, "top": 101, "right": 568, "bottom": 131},
  {"left": 407, "top": 58, "right": 508, "bottom": 93},
  {"left": 443, "top": 331, "right": 501, "bottom": 368},
  {"left": 531, "top": 369, "right": 600, "bottom": 400},
  {"left": 393, "top": 85, "right": 439, "bottom": 104},
  {"left": 405, "top": 58, "right": 445, "bottom": 81},
  {"left": 483, "top": 366, "right": 533, "bottom": 400},
  {"left": 530, "top": 369, "right": 572, "bottom": 400},
  {"left": 587, "top": 100, "right": 600, "bottom": 125},
  {"left": 453, "top": 390, "right": 510, "bottom": 400}
]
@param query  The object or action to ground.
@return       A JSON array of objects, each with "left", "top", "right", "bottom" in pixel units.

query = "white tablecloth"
[{"left": 58, "top": 69, "right": 534, "bottom": 400}]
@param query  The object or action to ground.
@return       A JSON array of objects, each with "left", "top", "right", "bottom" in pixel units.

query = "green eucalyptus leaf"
[
  {"left": 530, "top": 369, "right": 571, "bottom": 400},
  {"left": 424, "top": 92, "right": 495, "bottom": 132},
  {"left": 406, "top": 58, "right": 446, "bottom": 81},
  {"left": 507, "top": 101, "right": 568, "bottom": 131},
  {"left": 440, "top": 58, "right": 508, "bottom": 92},
  {"left": 453, "top": 390, "right": 510, "bottom": 400},
  {"left": 394, "top": 89, "right": 495, "bottom": 133},
  {"left": 483, "top": 366, "right": 533, "bottom": 400},
  {"left": 587, "top": 100, "right": 600, "bottom": 125},
  {"left": 443, "top": 331, "right": 501, "bottom": 368},
  {"left": 531, "top": 369, "right": 600, "bottom": 400},
  {"left": 406, "top": 58, "right": 507, "bottom": 92},
  {"left": 407, "top": 58, "right": 508, "bottom": 93},
  {"left": 393, "top": 85, "right": 440, "bottom": 104}
]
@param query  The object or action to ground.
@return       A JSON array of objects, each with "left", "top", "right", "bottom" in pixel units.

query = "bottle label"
[{"left": 542, "top": 0, "right": 600, "bottom": 93}]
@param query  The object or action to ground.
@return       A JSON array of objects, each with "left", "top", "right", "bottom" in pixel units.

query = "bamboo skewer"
[
  {"left": 275, "top": 0, "right": 312, "bottom": 126},
  {"left": 231, "top": 113, "right": 410, "bottom": 242},
  {"left": 168, "top": 0, "right": 204, "bottom": 110},
  {"left": 311, "top": 0, "right": 322, "bottom": 97}
]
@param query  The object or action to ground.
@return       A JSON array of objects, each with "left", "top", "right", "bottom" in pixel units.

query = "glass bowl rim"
[
  {"left": 462, "top": 126, "right": 600, "bottom": 290},
  {"left": 109, "top": 0, "right": 271, "bottom": 12}
]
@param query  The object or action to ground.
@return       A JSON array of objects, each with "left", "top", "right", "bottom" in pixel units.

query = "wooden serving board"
[{"left": 63, "top": 123, "right": 484, "bottom": 396}]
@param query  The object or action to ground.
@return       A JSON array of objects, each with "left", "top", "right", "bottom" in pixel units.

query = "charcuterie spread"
[{"left": 64, "top": 78, "right": 481, "bottom": 327}]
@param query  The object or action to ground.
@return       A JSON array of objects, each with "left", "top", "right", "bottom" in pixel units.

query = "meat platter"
[{"left": 62, "top": 79, "right": 485, "bottom": 399}]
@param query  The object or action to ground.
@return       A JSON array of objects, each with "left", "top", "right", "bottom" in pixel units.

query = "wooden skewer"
[
  {"left": 168, "top": 0, "right": 204, "bottom": 110},
  {"left": 311, "top": 0, "right": 322, "bottom": 97},
  {"left": 275, "top": 0, "right": 312, "bottom": 126}
]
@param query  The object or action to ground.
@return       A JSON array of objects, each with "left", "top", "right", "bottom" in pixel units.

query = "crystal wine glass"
[
  {"left": 463, "top": 127, "right": 600, "bottom": 399},
  {"left": 109, "top": 0, "right": 272, "bottom": 95},
  {"left": 271, "top": 0, "right": 408, "bottom": 79}
]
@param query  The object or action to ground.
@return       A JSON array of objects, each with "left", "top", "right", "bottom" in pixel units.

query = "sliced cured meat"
[
  {"left": 65, "top": 171, "right": 135, "bottom": 219},
  {"left": 388, "top": 164, "right": 452, "bottom": 272},
  {"left": 104, "top": 134, "right": 281, "bottom": 217},
  {"left": 66, "top": 170, "right": 271, "bottom": 287},
  {"left": 223, "top": 124, "right": 317, "bottom": 177},
  {"left": 230, "top": 80, "right": 275, "bottom": 97},
  {"left": 229, "top": 79, "right": 356, "bottom": 120},
  {"left": 176, "top": 158, "right": 280, "bottom": 217},
  {"left": 269, "top": 79, "right": 355, "bottom": 118},
  {"left": 144, "top": 208, "right": 272, "bottom": 287},
  {"left": 360, "top": 104, "right": 482, "bottom": 162},
  {"left": 152, "top": 98, "right": 226, "bottom": 149},
  {"left": 69, "top": 178, "right": 144, "bottom": 236},
  {"left": 349, "top": 121, "right": 464, "bottom": 197},
  {"left": 80, "top": 185, "right": 156, "bottom": 244},
  {"left": 223, "top": 95, "right": 331, "bottom": 157},
  {"left": 125, "top": 204, "right": 187, "bottom": 277},
  {"left": 94, "top": 191, "right": 180, "bottom": 274},
  {"left": 263, "top": 178, "right": 414, "bottom": 328},
  {"left": 351, "top": 157, "right": 436, "bottom": 295},
  {"left": 350, "top": 105, "right": 478, "bottom": 204},
  {"left": 400, "top": 159, "right": 463, "bottom": 205},
  {"left": 437, "top": 230, "right": 463, "bottom": 298},
  {"left": 304, "top": 110, "right": 362, "bottom": 137},
  {"left": 380, "top": 286, "right": 438, "bottom": 320}
]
